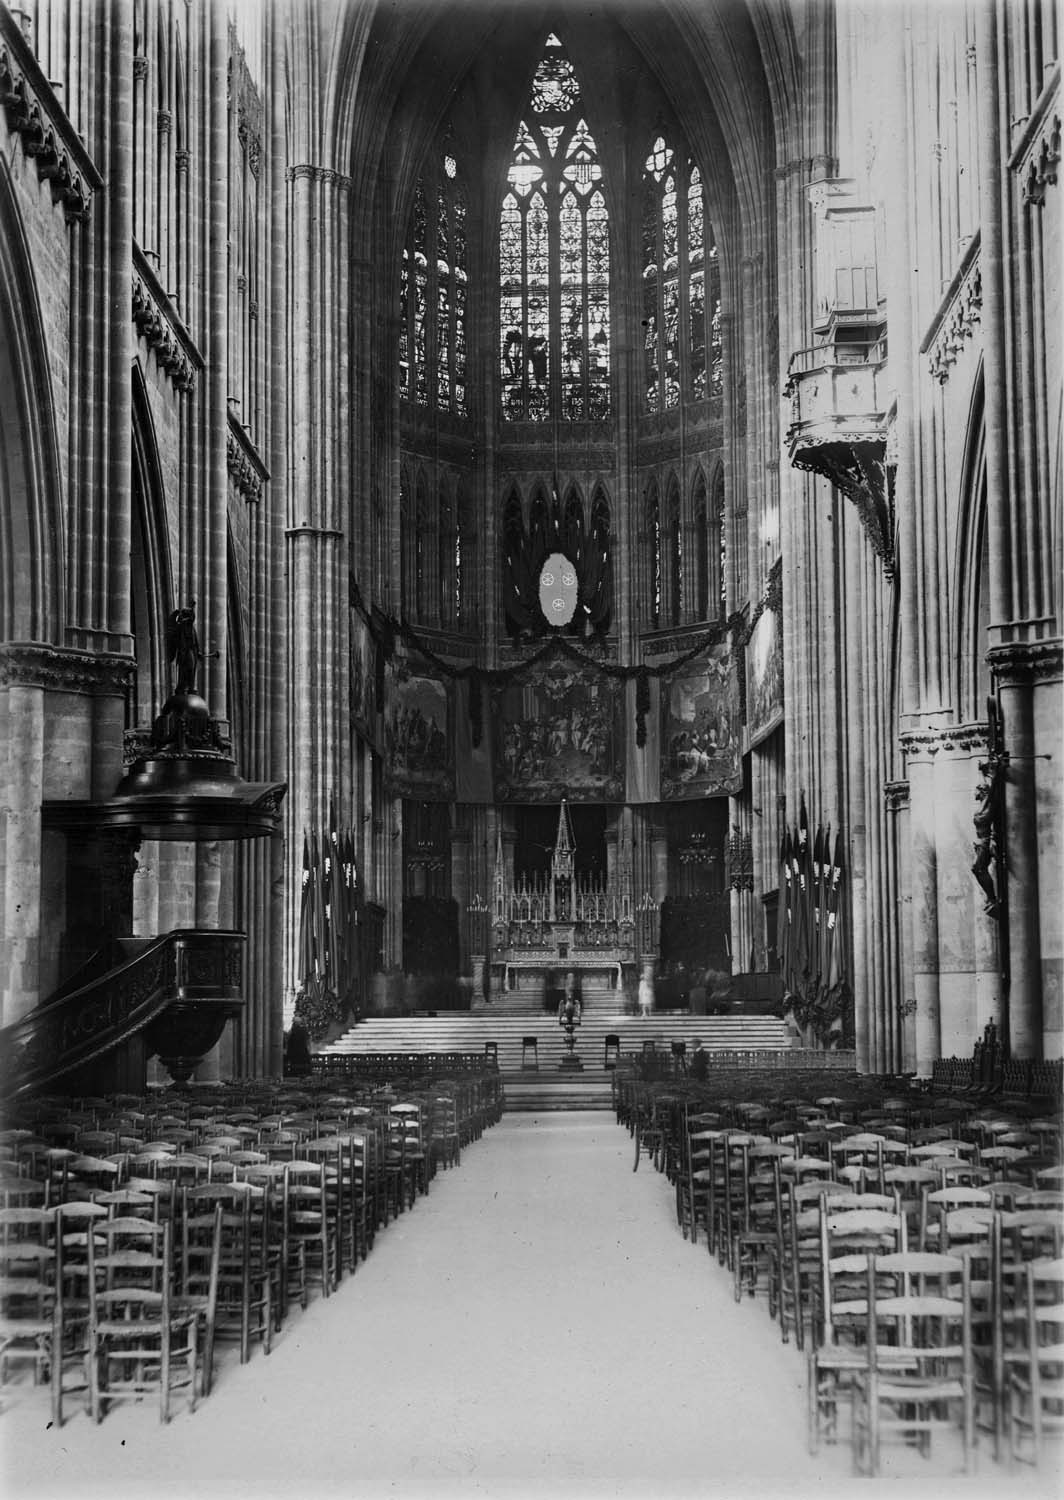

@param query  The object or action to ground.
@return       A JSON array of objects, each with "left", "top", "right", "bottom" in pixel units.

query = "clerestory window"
[
  {"left": 499, "top": 33, "right": 610, "bottom": 423},
  {"left": 641, "top": 133, "right": 722, "bottom": 411},
  {"left": 399, "top": 136, "right": 468, "bottom": 415}
]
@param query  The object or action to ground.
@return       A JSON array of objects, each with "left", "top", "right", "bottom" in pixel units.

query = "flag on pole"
[
  {"left": 793, "top": 796, "right": 811, "bottom": 987},
  {"left": 778, "top": 828, "right": 793, "bottom": 986},
  {"left": 824, "top": 831, "right": 847, "bottom": 999}
]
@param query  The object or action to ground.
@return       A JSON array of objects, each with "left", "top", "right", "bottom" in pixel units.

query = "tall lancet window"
[
  {"left": 399, "top": 135, "right": 468, "bottom": 415},
  {"left": 500, "top": 33, "right": 611, "bottom": 422},
  {"left": 641, "top": 134, "right": 722, "bottom": 410}
]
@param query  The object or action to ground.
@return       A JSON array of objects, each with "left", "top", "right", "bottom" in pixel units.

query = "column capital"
[
  {"left": 0, "top": 643, "right": 134, "bottom": 696},
  {"left": 987, "top": 637, "right": 1063, "bottom": 685}
]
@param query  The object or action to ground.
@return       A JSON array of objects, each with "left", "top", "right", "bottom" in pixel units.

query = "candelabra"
[
  {"left": 637, "top": 889, "right": 660, "bottom": 954},
  {"left": 467, "top": 890, "right": 491, "bottom": 1003}
]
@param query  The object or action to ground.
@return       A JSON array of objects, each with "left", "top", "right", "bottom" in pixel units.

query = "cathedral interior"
[
  {"left": 0, "top": 0, "right": 1060, "bottom": 1093},
  {"left": 2, "top": 2, "right": 1064, "bottom": 1489}
]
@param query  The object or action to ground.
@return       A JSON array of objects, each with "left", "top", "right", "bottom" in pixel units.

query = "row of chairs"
[
  {"left": 0, "top": 1074, "right": 502, "bottom": 1422},
  {"left": 614, "top": 1069, "right": 1062, "bottom": 1474}
]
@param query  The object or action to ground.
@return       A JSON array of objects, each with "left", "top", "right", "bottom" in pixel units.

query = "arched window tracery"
[
  {"left": 399, "top": 135, "right": 468, "bottom": 416},
  {"left": 499, "top": 33, "right": 610, "bottom": 423},
  {"left": 641, "top": 133, "right": 722, "bottom": 410}
]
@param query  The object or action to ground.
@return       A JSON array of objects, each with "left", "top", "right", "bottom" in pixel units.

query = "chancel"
[{"left": 0, "top": 0, "right": 1060, "bottom": 1490}]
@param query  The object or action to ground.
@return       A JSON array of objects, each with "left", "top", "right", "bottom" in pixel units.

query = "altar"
[{"left": 487, "top": 803, "right": 640, "bottom": 1001}]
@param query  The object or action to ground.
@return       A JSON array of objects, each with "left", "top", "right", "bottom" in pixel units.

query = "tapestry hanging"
[
  {"left": 660, "top": 641, "right": 742, "bottom": 799},
  {"left": 350, "top": 611, "right": 381, "bottom": 749},
  {"left": 492, "top": 663, "right": 624, "bottom": 802},
  {"left": 384, "top": 658, "right": 454, "bottom": 799},
  {"left": 746, "top": 604, "right": 784, "bottom": 747}
]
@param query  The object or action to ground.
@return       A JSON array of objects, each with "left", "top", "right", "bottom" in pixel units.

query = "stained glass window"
[
  {"left": 641, "top": 133, "right": 722, "bottom": 409},
  {"left": 499, "top": 33, "right": 610, "bottom": 422},
  {"left": 398, "top": 138, "right": 468, "bottom": 416},
  {"left": 647, "top": 483, "right": 662, "bottom": 629}
]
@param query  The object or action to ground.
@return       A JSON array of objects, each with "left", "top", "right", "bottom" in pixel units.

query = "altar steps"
[
  {"left": 322, "top": 1013, "right": 791, "bottom": 1076},
  {"left": 502, "top": 1073, "right": 615, "bottom": 1111},
  {"left": 472, "top": 983, "right": 621, "bottom": 1017}
]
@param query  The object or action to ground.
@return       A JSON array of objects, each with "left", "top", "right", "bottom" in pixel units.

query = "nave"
[{"left": 3, "top": 1111, "right": 1054, "bottom": 1500}]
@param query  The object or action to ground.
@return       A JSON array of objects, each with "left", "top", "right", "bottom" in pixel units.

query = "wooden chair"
[
  {"left": 852, "top": 1250, "right": 974, "bottom": 1475},
  {"left": 86, "top": 1217, "right": 202, "bottom": 1423},
  {"left": 280, "top": 1160, "right": 332, "bottom": 1315},
  {"left": 1006, "top": 1255, "right": 1064, "bottom": 1465},
  {"left": 807, "top": 1204, "right": 907, "bottom": 1453}
]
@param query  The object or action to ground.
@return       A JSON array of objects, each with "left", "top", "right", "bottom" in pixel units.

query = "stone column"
[
  {"left": 902, "top": 733, "right": 941, "bottom": 1075},
  {"left": 1, "top": 684, "right": 44, "bottom": 1026},
  {"left": 284, "top": 162, "right": 352, "bottom": 1003},
  {"left": 933, "top": 728, "right": 1000, "bottom": 1058}
]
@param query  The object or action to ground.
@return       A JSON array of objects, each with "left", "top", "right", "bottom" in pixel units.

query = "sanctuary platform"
[{"left": 318, "top": 1011, "right": 799, "bottom": 1108}]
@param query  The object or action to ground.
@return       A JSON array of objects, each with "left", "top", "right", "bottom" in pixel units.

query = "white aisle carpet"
[{"left": 1, "top": 1112, "right": 1056, "bottom": 1500}]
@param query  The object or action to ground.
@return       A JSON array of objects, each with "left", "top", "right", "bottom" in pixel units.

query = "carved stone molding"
[
  {"left": 0, "top": 12, "right": 102, "bottom": 224},
  {"left": 923, "top": 237, "right": 982, "bottom": 383},
  {"left": 286, "top": 164, "right": 351, "bottom": 189},
  {"left": 900, "top": 722, "right": 990, "bottom": 759},
  {"left": 987, "top": 638, "right": 1064, "bottom": 685},
  {"left": 884, "top": 779, "right": 910, "bottom": 811},
  {"left": 643, "top": 624, "right": 719, "bottom": 658},
  {"left": 226, "top": 413, "right": 270, "bottom": 502},
  {"left": 132, "top": 244, "right": 203, "bottom": 393},
  {"left": 1010, "top": 63, "right": 1060, "bottom": 207},
  {"left": 0, "top": 642, "right": 134, "bottom": 695}
]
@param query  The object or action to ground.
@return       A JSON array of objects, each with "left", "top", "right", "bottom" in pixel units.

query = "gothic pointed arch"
[
  {"left": 666, "top": 472, "right": 683, "bottom": 626},
  {"left": 692, "top": 467, "right": 710, "bottom": 620},
  {"left": 711, "top": 462, "right": 727, "bottom": 618},
  {"left": 0, "top": 158, "right": 63, "bottom": 643},
  {"left": 644, "top": 480, "right": 662, "bottom": 630},
  {"left": 414, "top": 469, "right": 430, "bottom": 623},
  {"left": 399, "top": 465, "right": 411, "bottom": 617},
  {"left": 955, "top": 370, "right": 991, "bottom": 723},
  {"left": 438, "top": 475, "right": 455, "bottom": 628},
  {"left": 563, "top": 484, "right": 585, "bottom": 573},
  {"left": 129, "top": 364, "right": 174, "bottom": 726},
  {"left": 585, "top": 486, "right": 612, "bottom": 636}
]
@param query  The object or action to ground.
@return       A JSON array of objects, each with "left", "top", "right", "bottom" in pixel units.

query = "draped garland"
[{"left": 349, "top": 555, "right": 783, "bottom": 747}]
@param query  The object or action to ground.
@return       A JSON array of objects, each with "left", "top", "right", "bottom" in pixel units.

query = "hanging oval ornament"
[{"left": 539, "top": 551, "right": 578, "bottom": 627}]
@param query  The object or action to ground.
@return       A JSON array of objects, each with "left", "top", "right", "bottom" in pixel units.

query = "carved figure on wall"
[{"left": 971, "top": 755, "right": 1004, "bottom": 919}]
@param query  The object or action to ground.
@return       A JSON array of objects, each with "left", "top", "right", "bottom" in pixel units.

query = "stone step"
[{"left": 323, "top": 1013, "right": 792, "bottom": 1074}]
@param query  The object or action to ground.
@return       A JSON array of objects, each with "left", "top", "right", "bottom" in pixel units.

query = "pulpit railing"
[{"left": 0, "top": 929, "right": 245, "bottom": 1097}]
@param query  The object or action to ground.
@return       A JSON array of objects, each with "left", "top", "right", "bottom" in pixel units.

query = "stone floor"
[{"left": 1, "top": 1112, "right": 1058, "bottom": 1500}]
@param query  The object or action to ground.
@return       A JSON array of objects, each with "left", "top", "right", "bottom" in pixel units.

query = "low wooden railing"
[
  {"left": 0, "top": 929, "right": 245, "bottom": 1098},
  {"left": 311, "top": 1051, "right": 497, "bottom": 1078}
]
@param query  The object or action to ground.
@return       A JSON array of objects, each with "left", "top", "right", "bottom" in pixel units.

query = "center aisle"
[{"left": 4, "top": 1113, "right": 1038, "bottom": 1499}]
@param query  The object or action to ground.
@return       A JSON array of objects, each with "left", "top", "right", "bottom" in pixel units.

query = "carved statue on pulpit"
[{"left": 166, "top": 602, "right": 204, "bottom": 695}]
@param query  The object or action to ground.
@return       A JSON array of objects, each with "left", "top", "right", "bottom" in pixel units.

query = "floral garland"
[{"left": 349, "top": 557, "right": 783, "bottom": 743}]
